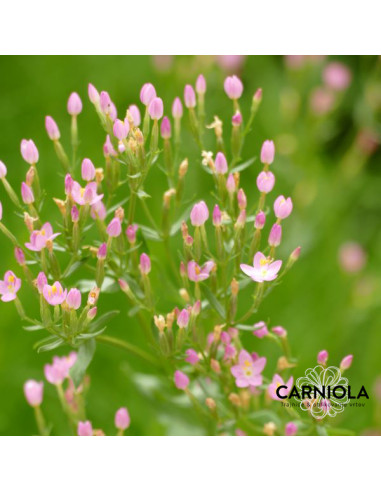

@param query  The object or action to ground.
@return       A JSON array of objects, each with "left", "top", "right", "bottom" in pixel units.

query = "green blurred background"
[{"left": 0, "top": 55, "right": 380, "bottom": 435}]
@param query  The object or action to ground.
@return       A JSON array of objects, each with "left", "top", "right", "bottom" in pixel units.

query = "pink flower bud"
[
  {"left": 224, "top": 75, "right": 243, "bottom": 100},
  {"left": 269, "top": 223, "right": 282, "bottom": 247},
  {"left": 255, "top": 211, "right": 266, "bottom": 230},
  {"left": 340, "top": 355, "right": 353, "bottom": 371},
  {"left": 213, "top": 204, "right": 222, "bottom": 226},
  {"left": 174, "top": 370, "right": 189, "bottom": 390},
  {"left": 97, "top": 242, "right": 107, "bottom": 259},
  {"left": 103, "top": 135, "right": 117, "bottom": 157},
  {"left": 160, "top": 116, "right": 171, "bottom": 139},
  {"left": 226, "top": 173, "right": 236, "bottom": 193},
  {"left": 260, "top": 140, "right": 275, "bottom": 165},
  {"left": 254, "top": 88, "right": 263, "bottom": 103},
  {"left": 323, "top": 62, "right": 351, "bottom": 91},
  {"left": 24, "top": 380, "right": 43, "bottom": 407},
  {"left": 36, "top": 272, "right": 47, "bottom": 294},
  {"left": 21, "top": 182, "right": 34, "bottom": 204},
  {"left": 106, "top": 217, "right": 122, "bottom": 237},
  {"left": 65, "top": 174, "right": 73, "bottom": 195},
  {"left": 148, "top": 97, "right": 164, "bottom": 120},
  {"left": 126, "top": 224, "right": 138, "bottom": 244},
  {"left": 115, "top": 407, "right": 130, "bottom": 430},
  {"left": 45, "top": 116, "right": 60, "bottom": 140},
  {"left": 67, "top": 92, "right": 82, "bottom": 115},
  {"left": 14, "top": 247, "right": 25, "bottom": 266},
  {"left": 88, "top": 83, "right": 100, "bottom": 104},
  {"left": 184, "top": 85, "right": 196, "bottom": 108},
  {"left": 185, "top": 349, "right": 199, "bottom": 365},
  {"left": 215, "top": 152, "right": 228, "bottom": 174},
  {"left": 256, "top": 171, "right": 275, "bottom": 193},
  {"left": 140, "top": 253, "right": 151, "bottom": 275},
  {"left": 237, "top": 188, "right": 247, "bottom": 210},
  {"left": 190, "top": 200, "right": 209, "bottom": 226},
  {"left": 291, "top": 246, "right": 301, "bottom": 261},
  {"left": 177, "top": 308, "right": 190, "bottom": 329},
  {"left": 100, "top": 91, "right": 111, "bottom": 112},
  {"left": 113, "top": 119, "right": 129, "bottom": 140},
  {"left": 0, "top": 202, "right": 2, "bottom": 221},
  {"left": 192, "top": 299, "right": 201, "bottom": 315},
  {"left": 253, "top": 321, "right": 268, "bottom": 338},
  {"left": 272, "top": 326, "right": 287, "bottom": 337},
  {"left": 87, "top": 306, "right": 97, "bottom": 320},
  {"left": 285, "top": 422, "right": 297, "bottom": 436},
  {"left": 235, "top": 209, "right": 246, "bottom": 228},
  {"left": 317, "top": 350, "right": 328, "bottom": 365},
  {"left": 66, "top": 288, "right": 81, "bottom": 310},
  {"left": 195, "top": 74, "right": 206, "bottom": 94},
  {"left": 274, "top": 196, "right": 293, "bottom": 219},
  {"left": 232, "top": 111, "right": 242, "bottom": 126},
  {"left": 91, "top": 201, "right": 106, "bottom": 221},
  {"left": 21, "top": 139, "right": 39, "bottom": 165},
  {"left": 71, "top": 205, "right": 79, "bottom": 223},
  {"left": 81, "top": 158, "right": 96, "bottom": 181},
  {"left": 172, "top": 97, "right": 183, "bottom": 118},
  {"left": 140, "top": 83, "right": 156, "bottom": 106},
  {"left": 128, "top": 104, "right": 141, "bottom": 127},
  {"left": 0, "top": 160, "right": 7, "bottom": 178},
  {"left": 77, "top": 421, "right": 93, "bottom": 436}
]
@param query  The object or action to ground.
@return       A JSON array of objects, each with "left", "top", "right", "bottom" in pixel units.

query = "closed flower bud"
[
  {"left": 192, "top": 300, "right": 201, "bottom": 316},
  {"left": 26, "top": 166, "right": 35, "bottom": 186},
  {"left": 229, "top": 393, "right": 241, "bottom": 407},
  {"left": 179, "top": 288, "right": 190, "bottom": 303},
  {"left": 177, "top": 308, "right": 189, "bottom": 329},
  {"left": 0, "top": 160, "right": 7, "bottom": 178},
  {"left": 184, "top": 85, "right": 196, "bottom": 108},
  {"left": 224, "top": 75, "right": 243, "bottom": 100},
  {"left": 97, "top": 242, "right": 107, "bottom": 259},
  {"left": 81, "top": 158, "right": 96, "bottom": 181},
  {"left": 237, "top": 188, "right": 247, "bottom": 210},
  {"left": 45, "top": 116, "right": 60, "bottom": 140},
  {"left": 268, "top": 223, "right": 282, "bottom": 247},
  {"left": 14, "top": 247, "right": 26, "bottom": 266},
  {"left": 317, "top": 350, "right": 328, "bottom": 365},
  {"left": 77, "top": 421, "right": 93, "bottom": 436},
  {"left": 257, "top": 171, "right": 275, "bottom": 193},
  {"left": 195, "top": 74, "right": 206, "bottom": 94},
  {"left": 285, "top": 422, "right": 297, "bottom": 436},
  {"left": 106, "top": 217, "right": 122, "bottom": 237},
  {"left": 21, "top": 139, "right": 39, "bottom": 165},
  {"left": 179, "top": 158, "right": 188, "bottom": 178},
  {"left": 290, "top": 246, "right": 301, "bottom": 261},
  {"left": 66, "top": 288, "right": 81, "bottom": 310},
  {"left": 126, "top": 224, "right": 138, "bottom": 244},
  {"left": 210, "top": 359, "right": 221, "bottom": 374},
  {"left": 128, "top": 104, "right": 141, "bottom": 126},
  {"left": 67, "top": 92, "right": 82, "bottom": 115},
  {"left": 71, "top": 206, "right": 79, "bottom": 223},
  {"left": 24, "top": 380, "right": 43, "bottom": 407},
  {"left": 205, "top": 397, "right": 216, "bottom": 410},
  {"left": 140, "top": 253, "right": 151, "bottom": 275},
  {"left": 215, "top": 152, "right": 228, "bottom": 174},
  {"left": 21, "top": 182, "right": 34, "bottom": 204},
  {"left": 154, "top": 314, "right": 166, "bottom": 333},
  {"left": 140, "top": 83, "right": 156, "bottom": 106},
  {"left": 185, "top": 349, "right": 199, "bottom": 365},
  {"left": 113, "top": 119, "right": 129, "bottom": 140},
  {"left": 115, "top": 407, "right": 130, "bottom": 430},
  {"left": 160, "top": 116, "right": 171, "bottom": 139},
  {"left": 263, "top": 422, "right": 277, "bottom": 436},
  {"left": 172, "top": 97, "right": 183, "bottom": 118},
  {"left": 232, "top": 111, "right": 242, "bottom": 126},
  {"left": 190, "top": 201, "right": 209, "bottom": 226},
  {"left": 255, "top": 211, "right": 266, "bottom": 230},
  {"left": 253, "top": 321, "right": 269, "bottom": 338},
  {"left": 231, "top": 278, "right": 239, "bottom": 296},
  {"left": 340, "top": 354, "right": 353, "bottom": 371},
  {"left": 272, "top": 326, "right": 287, "bottom": 337},
  {"left": 148, "top": 97, "right": 164, "bottom": 120},
  {"left": 235, "top": 209, "right": 246, "bottom": 228},
  {"left": 88, "top": 83, "right": 100, "bottom": 104},
  {"left": 213, "top": 204, "right": 222, "bottom": 226},
  {"left": 254, "top": 88, "right": 263, "bottom": 104},
  {"left": 36, "top": 272, "right": 47, "bottom": 294},
  {"left": 65, "top": 174, "right": 74, "bottom": 195},
  {"left": 260, "top": 140, "right": 275, "bottom": 164},
  {"left": 274, "top": 196, "right": 293, "bottom": 219},
  {"left": 87, "top": 306, "right": 97, "bottom": 320},
  {"left": 226, "top": 173, "right": 236, "bottom": 193},
  {"left": 174, "top": 370, "right": 189, "bottom": 390}
]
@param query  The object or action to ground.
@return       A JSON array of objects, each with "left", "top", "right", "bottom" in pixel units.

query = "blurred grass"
[{"left": 0, "top": 55, "right": 380, "bottom": 435}]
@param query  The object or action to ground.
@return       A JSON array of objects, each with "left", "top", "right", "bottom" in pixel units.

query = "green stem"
[{"left": 96, "top": 335, "right": 160, "bottom": 368}]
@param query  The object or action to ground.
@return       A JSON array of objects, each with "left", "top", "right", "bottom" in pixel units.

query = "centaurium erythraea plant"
[{"left": 0, "top": 72, "right": 353, "bottom": 436}]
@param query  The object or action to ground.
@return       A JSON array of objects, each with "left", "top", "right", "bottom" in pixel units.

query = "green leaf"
[
  {"left": 90, "top": 310, "right": 119, "bottom": 331},
  {"left": 230, "top": 157, "right": 256, "bottom": 174},
  {"left": 236, "top": 324, "right": 254, "bottom": 331},
  {"left": 69, "top": 338, "right": 96, "bottom": 388},
  {"left": 137, "top": 189, "right": 151, "bottom": 199},
  {"left": 23, "top": 324, "right": 44, "bottom": 332},
  {"left": 77, "top": 327, "right": 107, "bottom": 340},
  {"left": 200, "top": 284, "right": 226, "bottom": 319},
  {"left": 139, "top": 224, "right": 162, "bottom": 241},
  {"left": 170, "top": 204, "right": 194, "bottom": 237},
  {"left": 36, "top": 336, "right": 65, "bottom": 353}
]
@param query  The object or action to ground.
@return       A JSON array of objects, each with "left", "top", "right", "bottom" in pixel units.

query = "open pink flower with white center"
[
  {"left": 43, "top": 281, "right": 67, "bottom": 306},
  {"left": 0, "top": 270, "right": 21, "bottom": 302},
  {"left": 190, "top": 200, "right": 209, "bottom": 226},
  {"left": 187, "top": 260, "right": 215, "bottom": 282},
  {"left": 274, "top": 195, "right": 293, "bottom": 219},
  {"left": 71, "top": 181, "right": 104, "bottom": 206},
  {"left": 268, "top": 374, "right": 294, "bottom": 401},
  {"left": 240, "top": 252, "right": 282, "bottom": 283},
  {"left": 231, "top": 350, "right": 266, "bottom": 388},
  {"left": 25, "top": 222, "right": 61, "bottom": 252}
]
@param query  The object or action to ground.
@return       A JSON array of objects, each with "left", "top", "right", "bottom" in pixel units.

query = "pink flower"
[
  {"left": 65, "top": 174, "right": 74, "bottom": 195},
  {"left": 21, "top": 139, "right": 39, "bottom": 165},
  {"left": 0, "top": 271, "right": 21, "bottom": 302},
  {"left": 25, "top": 222, "right": 60, "bottom": 251},
  {"left": 224, "top": 75, "right": 243, "bottom": 100},
  {"left": 285, "top": 422, "right": 297, "bottom": 436},
  {"left": 268, "top": 223, "right": 282, "bottom": 247},
  {"left": 231, "top": 349, "right": 266, "bottom": 388},
  {"left": 160, "top": 117, "right": 171, "bottom": 139},
  {"left": 140, "top": 253, "right": 151, "bottom": 275},
  {"left": 43, "top": 281, "right": 67, "bottom": 306},
  {"left": 215, "top": 152, "right": 228, "bottom": 174},
  {"left": 340, "top": 355, "right": 353, "bottom": 371},
  {"left": 67, "top": 92, "right": 82, "bottom": 115},
  {"left": 24, "top": 380, "right": 43, "bottom": 407},
  {"left": 126, "top": 224, "right": 138, "bottom": 244},
  {"left": 272, "top": 326, "right": 287, "bottom": 338},
  {"left": 185, "top": 349, "right": 199, "bottom": 365},
  {"left": 21, "top": 182, "right": 34, "bottom": 204},
  {"left": 115, "top": 407, "right": 130, "bottom": 431},
  {"left": 226, "top": 173, "right": 236, "bottom": 193},
  {"left": 323, "top": 62, "right": 351, "bottom": 91},
  {"left": 177, "top": 308, "right": 189, "bottom": 329},
  {"left": 224, "top": 343, "right": 237, "bottom": 361},
  {"left": 81, "top": 158, "right": 96, "bottom": 181},
  {"left": 103, "top": 135, "right": 117, "bottom": 157},
  {"left": 190, "top": 200, "right": 209, "bottom": 226},
  {"left": 174, "top": 370, "right": 189, "bottom": 390},
  {"left": 113, "top": 118, "right": 130, "bottom": 140},
  {"left": 71, "top": 205, "right": 79, "bottom": 223},
  {"left": 128, "top": 105, "right": 141, "bottom": 126},
  {"left": 91, "top": 201, "right": 106, "bottom": 220},
  {"left": 14, "top": 247, "right": 25, "bottom": 266},
  {"left": 232, "top": 111, "right": 242, "bottom": 127},
  {"left": 71, "top": 181, "right": 104, "bottom": 206},
  {"left": 317, "top": 350, "right": 328, "bottom": 365},
  {"left": 45, "top": 116, "right": 60, "bottom": 140},
  {"left": 273, "top": 196, "right": 293, "bottom": 219},
  {"left": 255, "top": 211, "right": 266, "bottom": 230},
  {"left": 0, "top": 160, "right": 7, "bottom": 178},
  {"left": 140, "top": 83, "right": 156, "bottom": 106},
  {"left": 172, "top": 97, "right": 183, "bottom": 118},
  {"left": 184, "top": 85, "right": 196, "bottom": 108},
  {"left": 88, "top": 83, "right": 100, "bottom": 104},
  {"left": 240, "top": 252, "right": 282, "bottom": 283},
  {"left": 36, "top": 272, "right": 47, "bottom": 294},
  {"left": 66, "top": 288, "right": 81, "bottom": 310},
  {"left": 195, "top": 74, "right": 206, "bottom": 94},
  {"left": 256, "top": 171, "right": 275, "bottom": 193},
  {"left": 44, "top": 354, "right": 74, "bottom": 385},
  {"left": 260, "top": 140, "right": 275, "bottom": 164},
  {"left": 253, "top": 321, "right": 269, "bottom": 338},
  {"left": 106, "top": 217, "right": 122, "bottom": 238},
  {"left": 97, "top": 243, "right": 107, "bottom": 260},
  {"left": 78, "top": 421, "right": 93, "bottom": 436},
  {"left": 212, "top": 205, "right": 222, "bottom": 226},
  {"left": 268, "top": 374, "right": 294, "bottom": 400},
  {"left": 237, "top": 189, "right": 247, "bottom": 210},
  {"left": 187, "top": 260, "right": 214, "bottom": 282},
  {"left": 148, "top": 97, "right": 164, "bottom": 120}
]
